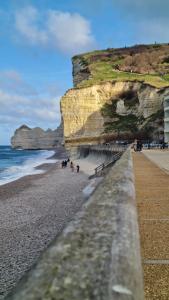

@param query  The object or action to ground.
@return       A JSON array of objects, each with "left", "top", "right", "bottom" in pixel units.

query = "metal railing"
[
  {"left": 143, "top": 143, "right": 169, "bottom": 149},
  {"left": 79, "top": 143, "right": 129, "bottom": 179},
  {"left": 94, "top": 152, "right": 122, "bottom": 176}
]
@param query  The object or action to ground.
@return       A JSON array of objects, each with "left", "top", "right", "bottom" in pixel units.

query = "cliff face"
[
  {"left": 11, "top": 124, "right": 63, "bottom": 149},
  {"left": 61, "top": 81, "right": 165, "bottom": 145},
  {"left": 61, "top": 44, "right": 169, "bottom": 146},
  {"left": 72, "top": 57, "right": 90, "bottom": 87}
]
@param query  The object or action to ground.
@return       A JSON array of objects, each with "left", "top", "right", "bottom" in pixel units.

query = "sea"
[{"left": 0, "top": 146, "right": 56, "bottom": 186}]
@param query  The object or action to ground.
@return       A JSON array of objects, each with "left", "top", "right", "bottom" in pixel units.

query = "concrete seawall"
[
  {"left": 70, "top": 144, "right": 126, "bottom": 159},
  {"left": 72, "top": 144, "right": 126, "bottom": 177},
  {"left": 7, "top": 149, "right": 144, "bottom": 300}
]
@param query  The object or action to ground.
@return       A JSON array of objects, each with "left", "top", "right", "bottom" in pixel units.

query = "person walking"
[
  {"left": 76, "top": 165, "right": 80, "bottom": 173},
  {"left": 136, "top": 140, "right": 142, "bottom": 152},
  {"left": 133, "top": 139, "right": 137, "bottom": 152},
  {"left": 70, "top": 161, "right": 74, "bottom": 172}
]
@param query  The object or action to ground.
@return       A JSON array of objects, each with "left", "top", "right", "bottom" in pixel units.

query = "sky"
[{"left": 0, "top": 0, "right": 168, "bottom": 144}]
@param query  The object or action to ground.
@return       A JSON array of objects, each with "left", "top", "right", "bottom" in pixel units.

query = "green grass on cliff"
[
  {"left": 74, "top": 44, "right": 169, "bottom": 89},
  {"left": 78, "top": 61, "right": 169, "bottom": 88}
]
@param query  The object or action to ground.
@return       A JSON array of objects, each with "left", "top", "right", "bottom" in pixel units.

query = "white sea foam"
[{"left": 0, "top": 150, "right": 57, "bottom": 186}]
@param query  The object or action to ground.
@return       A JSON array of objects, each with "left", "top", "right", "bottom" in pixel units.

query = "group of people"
[
  {"left": 61, "top": 158, "right": 80, "bottom": 173},
  {"left": 61, "top": 159, "right": 69, "bottom": 168},
  {"left": 134, "top": 140, "right": 168, "bottom": 151},
  {"left": 133, "top": 140, "right": 143, "bottom": 152}
]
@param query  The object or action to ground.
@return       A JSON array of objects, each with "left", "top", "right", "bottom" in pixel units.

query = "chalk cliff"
[
  {"left": 61, "top": 81, "right": 165, "bottom": 146},
  {"left": 61, "top": 45, "right": 169, "bottom": 146},
  {"left": 11, "top": 124, "right": 63, "bottom": 149}
]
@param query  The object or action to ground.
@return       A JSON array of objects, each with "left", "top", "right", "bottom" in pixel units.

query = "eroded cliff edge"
[{"left": 61, "top": 44, "right": 169, "bottom": 146}]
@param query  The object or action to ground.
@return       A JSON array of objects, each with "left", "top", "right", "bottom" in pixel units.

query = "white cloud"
[
  {"left": 0, "top": 70, "right": 61, "bottom": 130},
  {"left": 33, "top": 108, "right": 58, "bottom": 121},
  {"left": 46, "top": 10, "right": 95, "bottom": 53},
  {"left": 0, "top": 70, "right": 37, "bottom": 96},
  {"left": 0, "top": 90, "right": 60, "bottom": 122},
  {"left": 15, "top": 6, "right": 48, "bottom": 46},
  {"left": 0, "top": 89, "right": 30, "bottom": 106},
  {"left": 14, "top": 6, "right": 96, "bottom": 54}
]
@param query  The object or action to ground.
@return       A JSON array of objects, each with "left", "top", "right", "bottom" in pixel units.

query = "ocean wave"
[{"left": 0, "top": 150, "right": 57, "bottom": 186}]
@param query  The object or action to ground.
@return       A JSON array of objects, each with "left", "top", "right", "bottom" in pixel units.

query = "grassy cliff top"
[{"left": 73, "top": 43, "right": 169, "bottom": 88}]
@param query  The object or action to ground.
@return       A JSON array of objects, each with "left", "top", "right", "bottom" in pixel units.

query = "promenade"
[{"left": 133, "top": 151, "right": 169, "bottom": 299}]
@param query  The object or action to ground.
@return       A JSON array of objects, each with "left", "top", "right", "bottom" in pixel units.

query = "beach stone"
[{"left": 0, "top": 161, "right": 88, "bottom": 299}]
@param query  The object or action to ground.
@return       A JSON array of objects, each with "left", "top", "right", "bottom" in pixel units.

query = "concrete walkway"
[
  {"left": 143, "top": 149, "right": 169, "bottom": 174},
  {"left": 133, "top": 152, "right": 169, "bottom": 300}
]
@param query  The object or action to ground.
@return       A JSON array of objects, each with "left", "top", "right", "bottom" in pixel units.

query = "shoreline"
[
  {"left": 0, "top": 161, "right": 59, "bottom": 201},
  {"left": 0, "top": 146, "right": 67, "bottom": 189}
]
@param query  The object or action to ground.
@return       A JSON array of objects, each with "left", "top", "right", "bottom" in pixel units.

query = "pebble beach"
[{"left": 0, "top": 151, "right": 90, "bottom": 299}]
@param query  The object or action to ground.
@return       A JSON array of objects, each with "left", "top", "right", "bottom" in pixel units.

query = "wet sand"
[{"left": 0, "top": 149, "right": 89, "bottom": 299}]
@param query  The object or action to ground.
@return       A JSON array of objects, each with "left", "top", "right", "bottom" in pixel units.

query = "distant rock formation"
[{"left": 11, "top": 124, "right": 63, "bottom": 149}]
